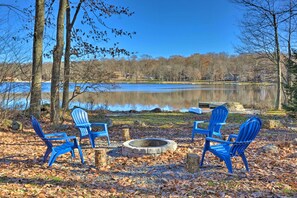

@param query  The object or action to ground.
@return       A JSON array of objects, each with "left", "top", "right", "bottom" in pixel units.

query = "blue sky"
[
  {"left": 0, "top": 0, "right": 243, "bottom": 59},
  {"left": 107, "top": 0, "right": 243, "bottom": 58}
]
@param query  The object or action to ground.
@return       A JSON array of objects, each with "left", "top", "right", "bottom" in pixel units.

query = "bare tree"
[
  {"left": 232, "top": 0, "right": 297, "bottom": 110},
  {"left": 61, "top": 0, "right": 135, "bottom": 113}
]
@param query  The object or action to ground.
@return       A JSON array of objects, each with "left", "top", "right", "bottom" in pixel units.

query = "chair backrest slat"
[
  {"left": 208, "top": 105, "right": 229, "bottom": 132},
  {"left": 71, "top": 108, "right": 91, "bottom": 137},
  {"left": 31, "top": 116, "right": 52, "bottom": 148},
  {"left": 230, "top": 117, "right": 261, "bottom": 156}
]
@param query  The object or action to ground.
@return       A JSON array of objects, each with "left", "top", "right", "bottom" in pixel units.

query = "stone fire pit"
[{"left": 122, "top": 138, "right": 177, "bottom": 157}]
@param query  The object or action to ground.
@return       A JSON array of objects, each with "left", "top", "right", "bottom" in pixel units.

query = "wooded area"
[{"left": 0, "top": 53, "right": 276, "bottom": 83}]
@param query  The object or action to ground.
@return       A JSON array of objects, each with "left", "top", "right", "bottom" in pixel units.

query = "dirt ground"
[{"left": 0, "top": 112, "right": 296, "bottom": 197}]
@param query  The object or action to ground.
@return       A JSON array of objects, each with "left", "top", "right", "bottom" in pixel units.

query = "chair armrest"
[
  {"left": 193, "top": 120, "right": 208, "bottom": 128},
  {"left": 44, "top": 132, "right": 67, "bottom": 138},
  {"left": 227, "top": 134, "right": 238, "bottom": 141},
  {"left": 213, "top": 122, "right": 226, "bottom": 126},
  {"left": 91, "top": 122, "right": 107, "bottom": 127},
  {"left": 208, "top": 123, "right": 226, "bottom": 137},
  {"left": 47, "top": 135, "right": 77, "bottom": 141},
  {"left": 194, "top": 120, "right": 208, "bottom": 124},
  {"left": 206, "top": 137, "right": 232, "bottom": 144},
  {"left": 74, "top": 123, "right": 91, "bottom": 128}
]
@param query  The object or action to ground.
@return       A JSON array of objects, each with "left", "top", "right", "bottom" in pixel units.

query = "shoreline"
[{"left": 2, "top": 80, "right": 275, "bottom": 86}]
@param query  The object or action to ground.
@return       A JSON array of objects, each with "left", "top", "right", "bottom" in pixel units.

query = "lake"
[{"left": 0, "top": 82, "right": 276, "bottom": 111}]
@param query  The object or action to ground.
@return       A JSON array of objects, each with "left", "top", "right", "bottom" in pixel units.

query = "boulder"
[
  {"left": 2, "top": 119, "right": 13, "bottom": 129},
  {"left": 12, "top": 121, "right": 23, "bottom": 131},
  {"left": 226, "top": 102, "right": 245, "bottom": 112},
  {"left": 134, "top": 120, "right": 146, "bottom": 126},
  {"left": 263, "top": 119, "right": 283, "bottom": 129},
  {"left": 261, "top": 144, "right": 279, "bottom": 154},
  {"left": 151, "top": 108, "right": 162, "bottom": 113},
  {"left": 2, "top": 119, "right": 23, "bottom": 131}
]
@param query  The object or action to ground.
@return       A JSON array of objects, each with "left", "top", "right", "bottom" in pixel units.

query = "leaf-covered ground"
[{"left": 0, "top": 111, "right": 296, "bottom": 197}]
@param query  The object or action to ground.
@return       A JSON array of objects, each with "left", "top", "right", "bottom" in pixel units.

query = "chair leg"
[
  {"left": 107, "top": 135, "right": 111, "bottom": 145},
  {"left": 191, "top": 132, "right": 195, "bottom": 142},
  {"left": 70, "top": 150, "right": 75, "bottom": 158},
  {"left": 200, "top": 149, "right": 207, "bottom": 167},
  {"left": 240, "top": 153, "right": 249, "bottom": 172},
  {"left": 48, "top": 151, "right": 58, "bottom": 167},
  {"left": 77, "top": 146, "right": 84, "bottom": 164},
  {"left": 43, "top": 147, "right": 52, "bottom": 162},
  {"left": 89, "top": 137, "right": 96, "bottom": 148},
  {"left": 200, "top": 141, "right": 209, "bottom": 167},
  {"left": 223, "top": 157, "right": 233, "bottom": 173}
]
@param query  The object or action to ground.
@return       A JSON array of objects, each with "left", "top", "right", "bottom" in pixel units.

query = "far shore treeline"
[{"left": 1, "top": 53, "right": 276, "bottom": 83}]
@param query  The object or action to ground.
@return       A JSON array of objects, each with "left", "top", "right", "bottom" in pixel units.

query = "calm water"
[{"left": 0, "top": 82, "right": 276, "bottom": 111}]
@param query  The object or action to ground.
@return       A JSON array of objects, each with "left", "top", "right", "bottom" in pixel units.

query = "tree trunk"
[
  {"left": 285, "top": 0, "right": 293, "bottom": 105},
  {"left": 62, "top": 0, "right": 71, "bottom": 111},
  {"left": 62, "top": 0, "right": 83, "bottom": 112},
  {"left": 273, "top": 14, "right": 282, "bottom": 110},
  {"left": 50, "top": 0, "right": 67, "bottom": 124},
  {"left": 30, "top": 0, "right": 44, "bottom": 118}
]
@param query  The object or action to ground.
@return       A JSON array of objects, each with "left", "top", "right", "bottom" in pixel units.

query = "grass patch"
[
  {"left": 0, "top": 176, "right": 8, "bottom": 182},
  {"left": 110, "top": 112, "right": 195, "bottom": 126},
  {"left": 265, "top": 110, "right": 287, "bottom": 116},
  {"left": 96, "top": 111, "right": 285, "bottom": 128},
  {"left": 46, "top": 176, "right": 63, "bottom": 182},
  {"left": 207, "top": 181, "right": 218, "bottom": 186}
]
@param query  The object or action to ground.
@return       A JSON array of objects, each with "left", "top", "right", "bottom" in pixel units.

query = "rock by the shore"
[
  {"left": 151, "top": 108, "right": 162, "bottom": 113},
  {"left": 226, "top": 102, "right": 245, "bottom": 112},
  {"left": 263, "top": 119, "right": 283, "bottom": 129},
  {"left": 2, "top": 119, "right": 23, "bottom": 131}
]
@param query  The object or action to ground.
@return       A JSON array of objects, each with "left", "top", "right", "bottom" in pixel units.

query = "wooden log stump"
[
  {"left": 95, "top": 149, "right": 107, "bottom": 168},
  {"left": 186, "top": 153, "right": 200, "bottom": 173},
  {"left": 122, "top": 128, "right": 130, "bottom": 141}
]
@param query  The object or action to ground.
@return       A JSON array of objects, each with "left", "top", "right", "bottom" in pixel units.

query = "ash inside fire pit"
[
  {"left": 129, "top": 139, "right": 167, "bottom": 147},
  {"left": 122, "top": 138, "right": 177, "bottom": 157}
]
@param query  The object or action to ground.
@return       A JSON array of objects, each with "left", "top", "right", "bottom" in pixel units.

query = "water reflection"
[{"left": 0, "top": 83, "right": 276, "bottom": 111}]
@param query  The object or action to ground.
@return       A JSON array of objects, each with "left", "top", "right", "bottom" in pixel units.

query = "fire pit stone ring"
[{"left": 122, "top": 138, "right": 177, "bottom": 157}]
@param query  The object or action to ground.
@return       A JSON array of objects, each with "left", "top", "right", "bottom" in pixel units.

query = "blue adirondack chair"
[
  {"left": 200, "top": 116, "right": 262, "bottom": 173},
  {"left": 192, "top": 105, "right": 228, "bottom": 141},
  {"left": 71, "top": 108, "right": 110, "bottom": 148},
  {"left": 31, "top": 116, "right": 84, "bottom": 167}
]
